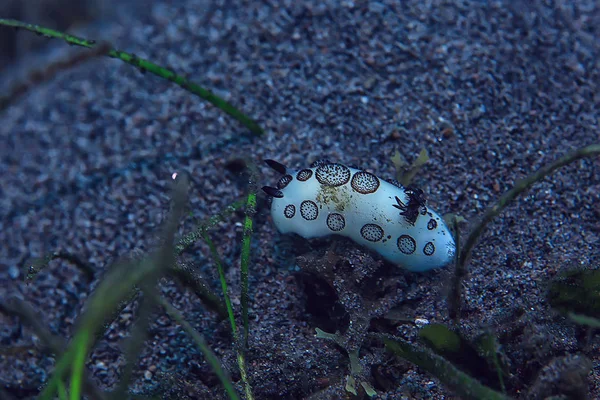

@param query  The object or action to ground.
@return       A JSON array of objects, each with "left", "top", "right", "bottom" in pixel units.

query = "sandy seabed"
[{"left": 1, "top": 1, "right": 599, "bottom": 399}]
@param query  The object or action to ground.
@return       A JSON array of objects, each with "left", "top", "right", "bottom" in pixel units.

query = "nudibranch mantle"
[{"left": 262, "top": 160, "right": 456, "bottom": 272}]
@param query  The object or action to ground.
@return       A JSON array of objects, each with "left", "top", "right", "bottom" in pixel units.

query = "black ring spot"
[
  {"left": 284, "top": 204, "right": 295, "bottom": 219},
  {"left": 326, "top": 213, "right": 345, "bottom": 231},
  {"left": 423, "top": 242, "right": 435, "bottom": 256},
  {"left": 296, "top": 169, "right": 313, "bottom": 181},
  {"left": 427, "top": 219, "right": 437, "bottom": 230},
  {"left": 300, "top": 200, "right": 318, "bottom": 220},
  {"left": 351, "top": 171, "right": 380, "bottom": 194},
  {"left": 360, "top": 224, "right": 384, "bottom": 242},
  {"left": 315, "top": 163, "right": 351, "bottom": 187},
  {"left": 277, "top": 174, "right": 293, "bottom": 189},
  {"left": 397, "top": 235, "right": 416, "bottom": 254}
]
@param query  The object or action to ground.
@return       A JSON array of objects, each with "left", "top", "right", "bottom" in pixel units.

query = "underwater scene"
[{"left": 0, "top": 0, "right": 599, "bottom": 399}]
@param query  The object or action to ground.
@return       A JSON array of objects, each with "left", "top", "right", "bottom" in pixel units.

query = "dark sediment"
[{"left": 0, "top": 0, "right": 598, "bottom": 398}]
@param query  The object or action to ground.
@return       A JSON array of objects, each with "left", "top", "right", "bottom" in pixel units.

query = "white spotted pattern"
[
  {"left": 326, "top": 213, "right": 346, "bottom": 231},
  {"left": 266, "top": 161, "right": 456, "bottom": 271}
]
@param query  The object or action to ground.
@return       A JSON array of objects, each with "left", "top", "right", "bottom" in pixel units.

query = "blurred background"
[{"left": 0, "top": 0, "right": 108, "bottom": 71}]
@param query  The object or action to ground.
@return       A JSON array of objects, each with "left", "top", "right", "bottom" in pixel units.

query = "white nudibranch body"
[{"left": 262, "top": 159, "right": 456, "bottom": 272}]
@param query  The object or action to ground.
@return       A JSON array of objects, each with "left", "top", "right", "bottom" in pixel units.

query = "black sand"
[{"left": 1, "top": 1, "right": 599, "bottom": 398}]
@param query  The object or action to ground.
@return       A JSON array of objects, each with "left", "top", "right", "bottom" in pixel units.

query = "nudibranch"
[{"left": 262, "top": 159, "right": 456, "bottom": 272}]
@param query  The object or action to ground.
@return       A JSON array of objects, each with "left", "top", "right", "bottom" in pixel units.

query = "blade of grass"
[
  {"left": 237, "top": 162, "right": 259, "bottom": 400},
  {"left": 448, "top": 215, "right": 462, "bottom": 322},
  {"left": 176, "top": 197, "right": 247, "bottom": 255},
  {"left": 168, "top": 260, "right": 228, "bottom": 319},
  {"left": 25, "top": 250, "right": 95, "bottom": 283},
  {"left": 237, "top": 351, "right": 253, "bottom": 400},
  {"left": 202, "top": 231, "right": 238, "bottom": 336},
  {"left": 156, "top": 295, "right": 240, "bottom": 400},
  {"left": 70, "top": 329, "right": 90, "bottom": 400},
  {"left": 381, "top": 335, "right": 509, "bottom": 400},
  {"left": 0, "top": 19, "right": 264, "bottom": 135},
  {"left": 452, "top": 144, "right": 600, "bottom": 320},
  {"left": 459, "top": 143, "right": 600, "bottom": 269},
  {"left": 57, "top": 379, "right": 68, "bottom": 400},
  {"left": 0, "top": 297, "right": 107, "bottom": 400},
  {"left": 40, "top": 174, "right": 188, "bottom": 399},
  {"left": 202, "top": 230, "right": 254, "bottom": 400},
  {"left": 40, "top": 344, "right": 80, "bottom": 400},
  {"left": 113, "top": 290, "right": 156, "bottom": 398},
  {"left": 240, "top": 191, "right": 257, "bottom": 348},
  {"left": 239, "top": 160, "right": 259, "bottom": 348},
  {"left": 568, "top": 312, "right": 600, "bottom": 328},
  {"left": 0, "top": 42, "right": 110, "bottom": 112}
]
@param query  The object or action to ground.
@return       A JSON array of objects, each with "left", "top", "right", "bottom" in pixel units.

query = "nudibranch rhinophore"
[{"left": 262, "top": 159, "right": 456, "bottom": 272}]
